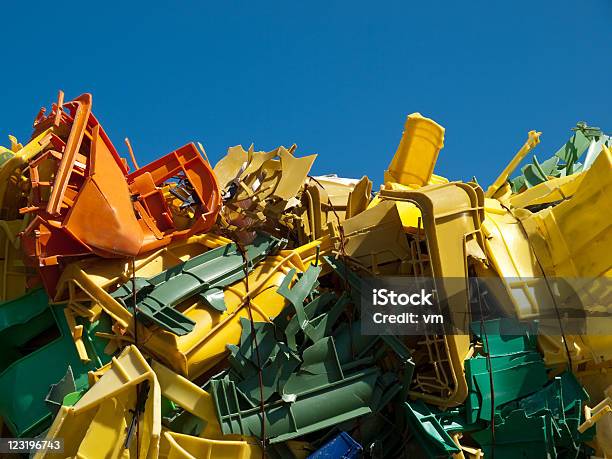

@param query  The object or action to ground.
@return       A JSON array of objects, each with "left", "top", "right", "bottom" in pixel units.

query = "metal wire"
[
  {"left": 236, "top": 242, "right": 267, "bottom": 458},
  {"left": 500, "top": 203, "right": 574, "bottom": 371},
  {"left": 131, "top": 257, "right": 141, "bottom": 459},
  {"left": 474, "top": 277, "right": 496, "bottom": 458}
]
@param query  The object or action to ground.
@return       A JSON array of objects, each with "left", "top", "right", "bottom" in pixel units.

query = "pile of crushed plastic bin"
[{"left": 0, "top": 91, "right": 610, "bottom": 459}]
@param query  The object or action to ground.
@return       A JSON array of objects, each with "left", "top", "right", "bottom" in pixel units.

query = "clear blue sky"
[{"left": 1, "top": 1, "right": 610, "bottom": 186}]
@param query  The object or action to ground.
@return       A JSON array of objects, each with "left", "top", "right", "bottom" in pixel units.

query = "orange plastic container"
[{"left": 19, "top": 93, "right": 221, "bottom": 296}]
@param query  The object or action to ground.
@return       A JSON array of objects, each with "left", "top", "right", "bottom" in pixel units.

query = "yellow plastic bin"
[{"left": 384, "top": 113, "right": 445, "bottom": 187}]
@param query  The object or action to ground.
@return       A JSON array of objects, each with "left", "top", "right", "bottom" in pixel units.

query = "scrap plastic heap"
[{"left": 0, "top": 92, "right": 610, "bottom": 459}]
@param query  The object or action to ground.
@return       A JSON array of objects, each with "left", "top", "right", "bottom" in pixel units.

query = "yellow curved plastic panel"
[
  {"left": 367, "top": 193, "right": 424, "bottom": 233},
  {"left": 508, "top": 171, "right": 584, "bottom": 209},
  {"left": 34, "top": 345, "right": 160, "bottom": 459},
  {"left": 164, "top": 432, "right": 261, "bottom": 459},
  {"left": 481, "top": 199, "right": 545, "bottom": 318},
  {"left": 516, "top": 145, "right": 611, "bottom": 278}
]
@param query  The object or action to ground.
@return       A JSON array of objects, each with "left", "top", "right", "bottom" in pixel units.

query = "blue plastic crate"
[{"left": 308, "top": 431, "right": 363, "bottom": 459}]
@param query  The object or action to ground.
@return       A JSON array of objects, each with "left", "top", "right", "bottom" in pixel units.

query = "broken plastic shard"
[
  {"left": 403, "top": 400, "right": 461, "bottom": 456},
  {"left": 44, "top": 366, "right": 76, "bottom": 417}
]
